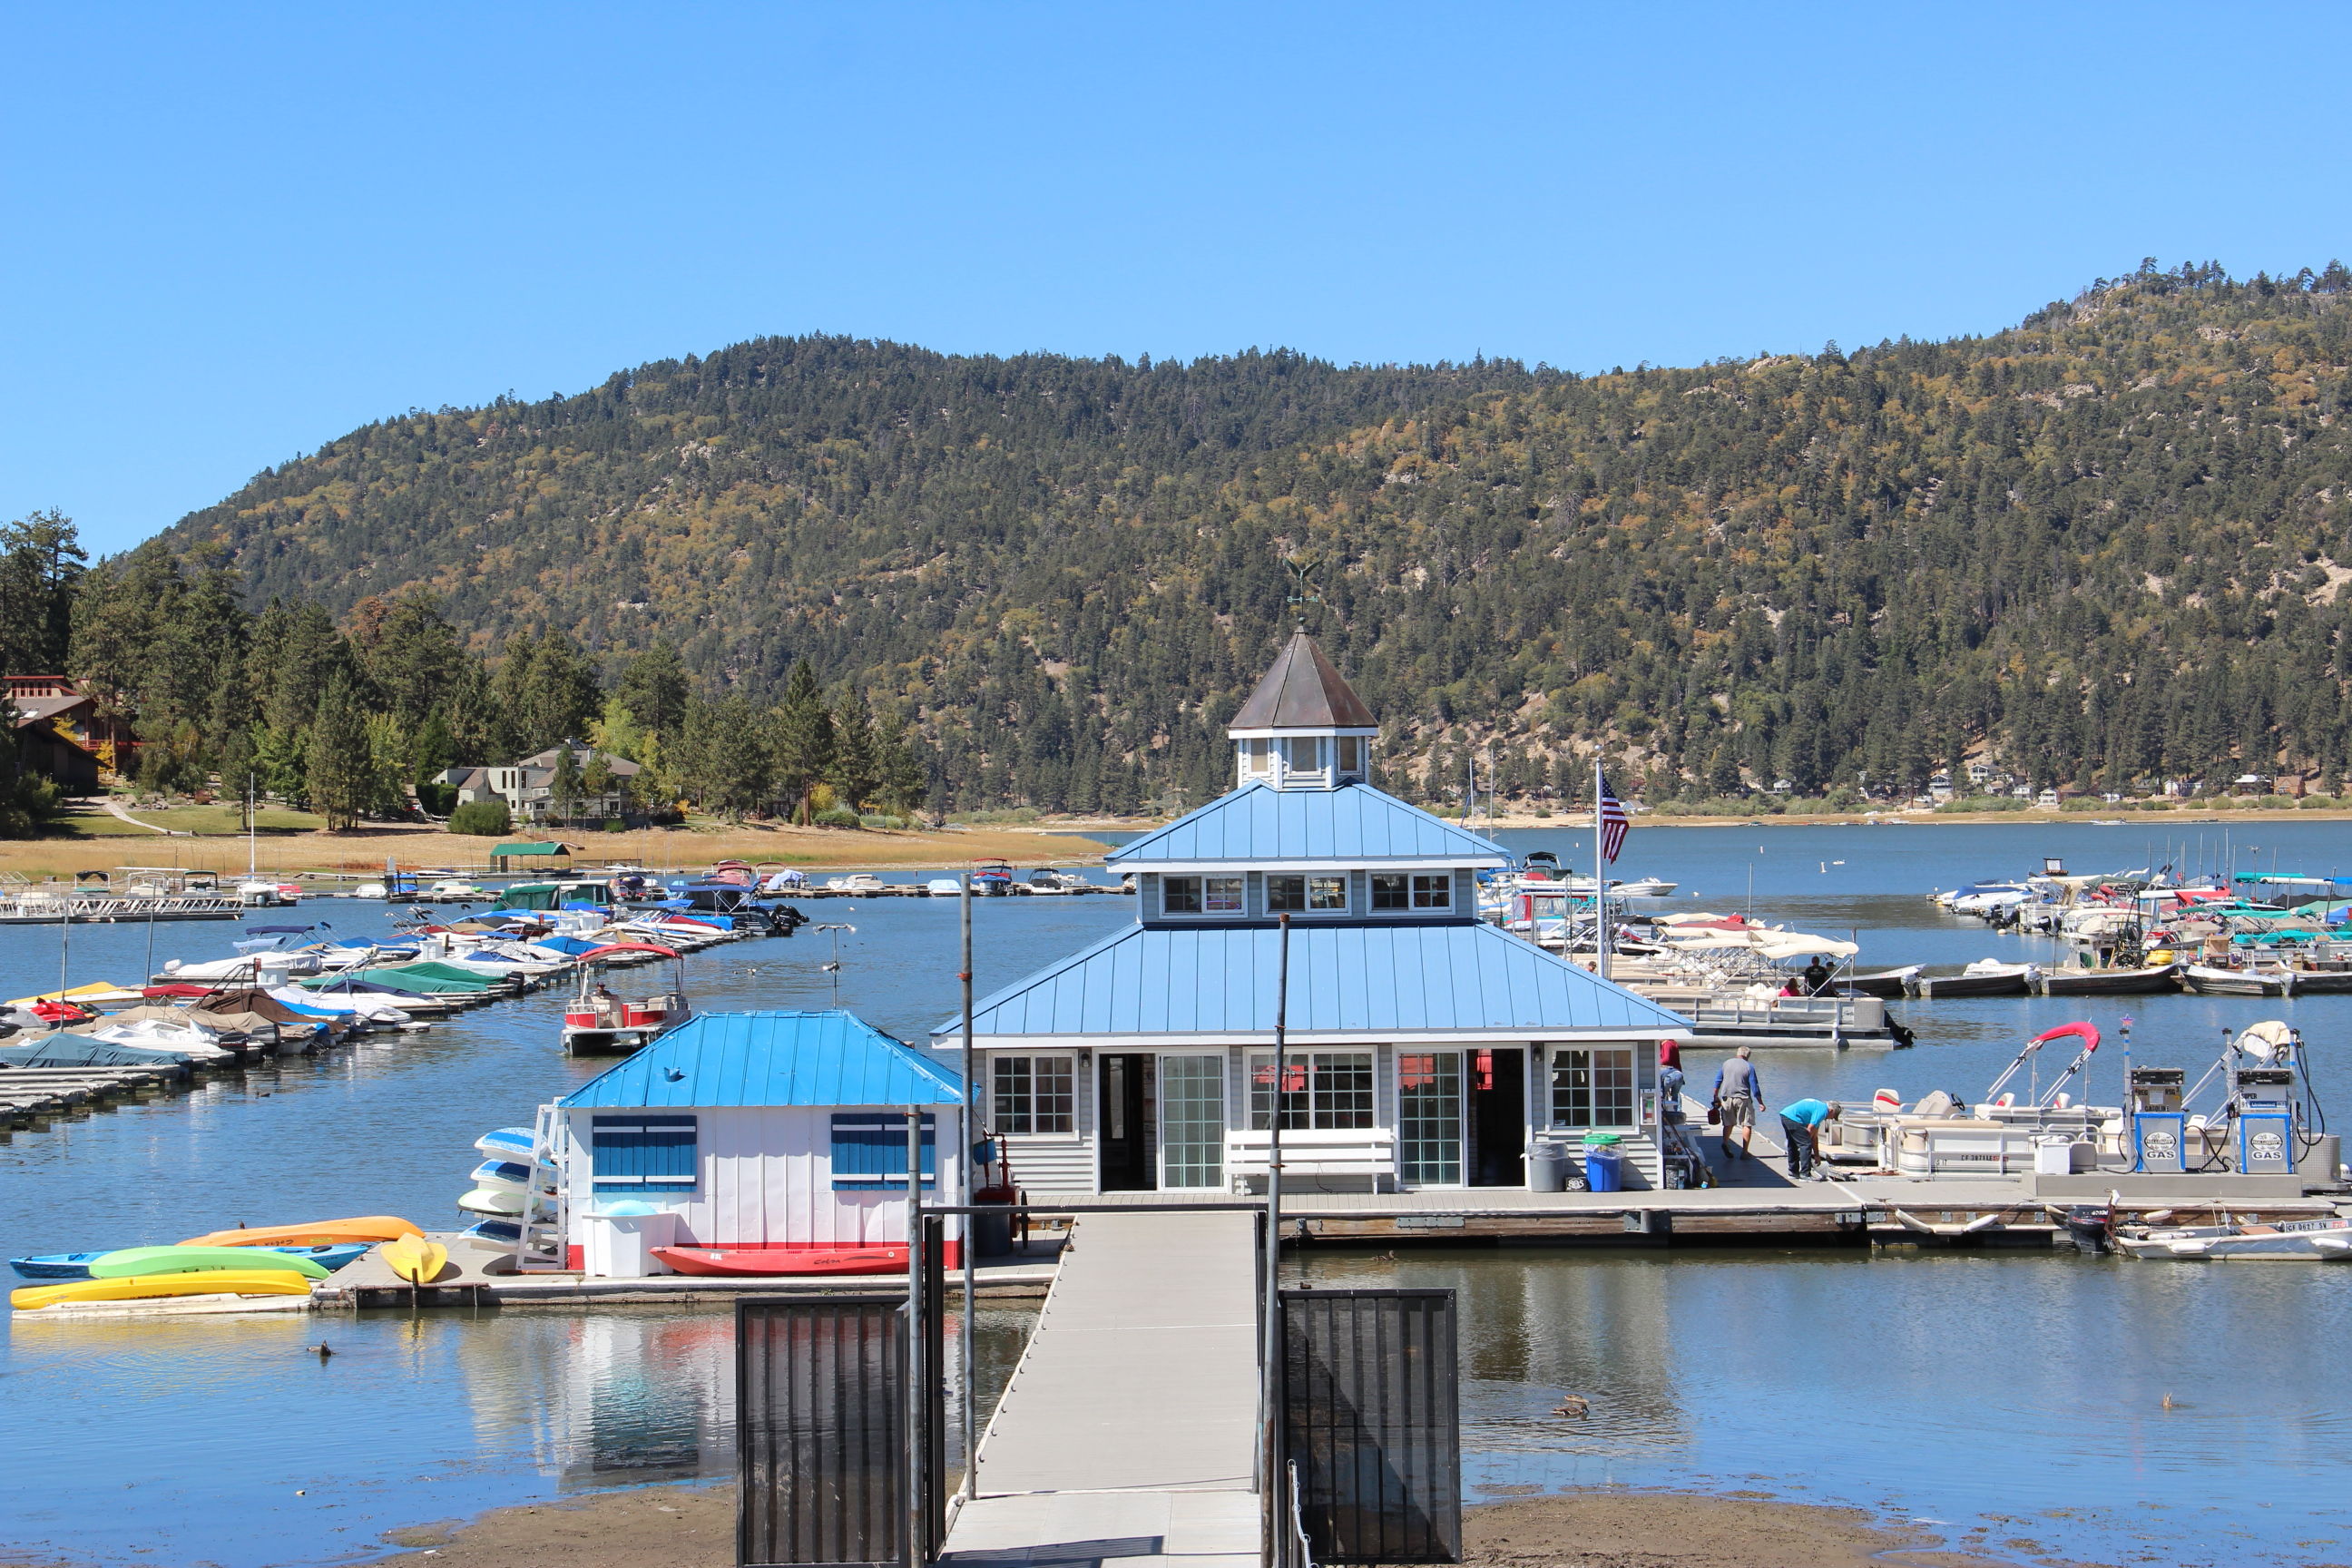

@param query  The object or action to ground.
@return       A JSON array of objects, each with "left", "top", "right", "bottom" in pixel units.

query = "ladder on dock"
[{"left": 513, "top": 1102, "right": 569, "bottom": 1270}]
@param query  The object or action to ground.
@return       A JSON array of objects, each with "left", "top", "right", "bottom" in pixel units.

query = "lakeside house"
[
  {"left": 436, "top": 741, "right": 641, "bottom": 823},
  {"left": 544, "top": 1009, "right": 969, "bottom": 1271},
  {"left": 6, "top": 674, "right": 134, "bottom": 789},
  {"left": 935, "top": 632, "right": 1691, "bottom": 1194}
]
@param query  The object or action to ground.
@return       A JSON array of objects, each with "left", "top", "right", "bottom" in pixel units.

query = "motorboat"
[
  {"left": 2180, "top": 964, "right": 2295, "bottom": 996},
  {"left": 2040, "top": 962, "right": 2181, "bottom": 996},
  {"left": 822, "top": 873, "right": 887, "bottom": 894},
  {"left": 971, "top": 860, "right": 1016, "bottom": 896},
  {"left": 925, "top": 877, "right": 964, "bottom": 897},
  {"left": 2115, "top": 1215, "right": 2352, "bottom": 1260},
  {"left": 1612, "top": 877, "right": 1679, "bottom": 898},
  {"left": 1840, "top": 965, "right": 1921, "bottom": 999},
  {"left": 1912, "top": 960, "right": 2039, "bottom": 997},
  {"left": 1025, "top": 867, "right": 1095, "bottom": 895}
]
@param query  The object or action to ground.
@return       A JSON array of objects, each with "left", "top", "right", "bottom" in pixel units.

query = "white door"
[{"left": 1158, "top": 1054, "right": 1226, "bottom": 1190}]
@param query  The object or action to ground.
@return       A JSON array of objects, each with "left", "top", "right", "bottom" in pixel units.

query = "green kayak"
[{"left": 87, "top": 1245, "right": 333, "bottom": 1280}]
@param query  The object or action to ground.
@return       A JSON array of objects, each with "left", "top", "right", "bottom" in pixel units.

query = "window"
[
  {"left": 1550, "top": 1048, "right": 1635, "bottom": 1128},
  {"left": 1396, "top": 1052, "right": 1464, "bottom": 1185},
  {"left": 1245, "top": 738, "right": 1270, "bottom": 773},
  {"left": 1204, "top": 877, "right": 1244, "bottom": 913},
  {"left": 1162, "top": 876, "right": 1201, "bottom": 915},
  {"left": 830, "top": 1112, "right": 939, "bottom": 1189},
  {"left": 591, "top": 1113, "right": 698, "bottom": 1193},
  {"left": 1162, "top": 876, "right": 1239, "bottom": 916},
  {"left": 1336, "top": 737, "right": 1364, "bottom": 774},
  {"left": 1372, "top": 873, "right": 1452, "bottom": 911},
  {"left": 1159, "top": 1054, "right": 1225, "bottom": 1189},
  {"left": 1269, "top": 874, "right": 1345, "bottom": 913},
  {"left": 1284, "top": 737, "right": 1321, "bottom": 772},
  {"left": 1250, "top": 1052, "right": 1375, "bottom": 1130},
  {"left": 993, "top": 1056, "right": 1076, "bottom": 1134}
]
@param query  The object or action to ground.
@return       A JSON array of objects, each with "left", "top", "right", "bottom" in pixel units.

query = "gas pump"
[
  {"left": 2229, "top": 1023, "right": 2301, "bottom": 1175},
  {"left": 2128, "top": 1067, "right": 2187, "bottom": 1173}
]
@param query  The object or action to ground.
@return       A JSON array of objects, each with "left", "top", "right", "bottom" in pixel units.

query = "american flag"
[{"left": 1596, "top": 771, "right": 1630, "bottom": 863}]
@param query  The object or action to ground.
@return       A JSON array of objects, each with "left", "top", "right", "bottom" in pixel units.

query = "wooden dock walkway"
[{"left": 941, "top": 1210, "right": 1261, "bottom": 1568}]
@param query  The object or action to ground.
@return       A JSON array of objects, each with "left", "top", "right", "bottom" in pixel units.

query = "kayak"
[
  {"left": 178, "top": 1216, "right": 422, "bottom": 1249},
  {"left": 378, "top": 1235, "right": 448, "bottom": 1286},
  {"left": 11, "top": 1240, "right": 369, "bottom": 1281},
  {"left": 652, "top": 1245, "right": 909, "bottom": 1278},
  {"left": 89, "top": 1245, "right": 332, "bottom": 1280},
  {"left": 14, "top": 1269, "right": 314, "bottom": 1311}
]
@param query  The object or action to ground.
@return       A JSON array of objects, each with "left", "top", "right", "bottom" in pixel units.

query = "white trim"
[
  {"left": 1116, "top": 858, "right": 1506, "bottom": 873},
  {"left": 1225, "top": 727, "right": 1379, "bottom": 740},
  {"left": 952, "top": 1027, "right": 1690, "bottom": 1048}
]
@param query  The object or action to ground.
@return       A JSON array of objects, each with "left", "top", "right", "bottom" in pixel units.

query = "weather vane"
[{"left": 1283, "top": 554, "right": 1324, "bottom": 628}]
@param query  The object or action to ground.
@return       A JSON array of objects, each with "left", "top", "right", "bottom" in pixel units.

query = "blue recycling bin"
[{"left": 1583, "top": 1142, "right": 1624, "bottom": 1193}]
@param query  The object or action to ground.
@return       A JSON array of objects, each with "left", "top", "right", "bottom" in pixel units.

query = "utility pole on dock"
[
  {"left": 958, "top": 874, "right": 977, "bottom": 1503},
  {"left": 1259, "top": 912, "right": 1292, "bottom": 1548}
]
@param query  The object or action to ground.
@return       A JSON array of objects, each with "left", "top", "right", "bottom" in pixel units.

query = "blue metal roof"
[
  {"left": 935, "top": 923, "right": 1689, "bottom": 1039},
  {"left": 1106, "top": 781, "right": 1509, "bottom": 866},
  {"left": 559, "top": 1010, "right": 965, "bottom": 1109}
]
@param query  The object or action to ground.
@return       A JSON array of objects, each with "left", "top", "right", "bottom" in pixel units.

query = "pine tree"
[
  {"left": 769, "top": 661, "right": 835, "bottom": 824},
  {"left": 548, "top": 743, "right": 583, "bottom": 825},
  {"left": 828, "top": 690, "right": 881, "bottom": 814},
  {"left": 617, "top": 641, "right": 690, "bottom": 738},
  {"left": 305, "top": 676, "right": 376, "bottom": 829}
]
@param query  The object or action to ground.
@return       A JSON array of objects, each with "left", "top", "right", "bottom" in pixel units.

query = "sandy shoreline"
[{"left": 350, "top": 1483, "right": 2043, "bottom": 1568}]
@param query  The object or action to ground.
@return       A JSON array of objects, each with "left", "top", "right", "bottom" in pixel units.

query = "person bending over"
[{"left": 1779, "top": 1098, "right": 1841, "bottom": 1180}]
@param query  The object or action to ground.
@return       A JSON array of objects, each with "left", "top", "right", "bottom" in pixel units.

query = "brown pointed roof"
[{"left": 1230, "top": 632, "right": 1377, "bottom": 730}]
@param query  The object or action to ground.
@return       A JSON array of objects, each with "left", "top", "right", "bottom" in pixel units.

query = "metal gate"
[
  {"left": 737, "top": 1295, "right": 907, "bottom": 1568},
  {"left": 1280, "top": 1288, "right": 1460, "bottom": 1563}
]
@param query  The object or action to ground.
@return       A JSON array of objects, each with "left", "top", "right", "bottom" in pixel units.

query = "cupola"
[{"left": 1228, "top": 632, "right": 1377, "bottom": 789}]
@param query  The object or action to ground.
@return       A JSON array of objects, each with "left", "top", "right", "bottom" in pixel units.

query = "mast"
[{"left": 1593, "top": 758, "right": 1610, "bottom": 982}]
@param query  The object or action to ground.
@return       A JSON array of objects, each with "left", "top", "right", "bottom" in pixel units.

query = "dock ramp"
[{"left": 942, "top": 1210, "right": 1260, "bottom": 1568}]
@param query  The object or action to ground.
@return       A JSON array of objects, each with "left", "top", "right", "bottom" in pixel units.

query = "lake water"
[{"left": 4, "top": 823, "right": 2349, "bottom": 1565}]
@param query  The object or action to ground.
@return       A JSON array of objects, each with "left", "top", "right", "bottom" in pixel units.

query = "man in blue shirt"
[{"left": 1779, "top": 1098, "right": 1841, "bottom": 1179}]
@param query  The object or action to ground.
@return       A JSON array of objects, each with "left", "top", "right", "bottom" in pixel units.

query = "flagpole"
[{"left": 1593, "top": 759, "right": 1610, "bottom": 982}]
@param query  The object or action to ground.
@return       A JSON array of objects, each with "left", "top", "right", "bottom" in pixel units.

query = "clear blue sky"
[{"left": 8, "top": 3, "right": 2350, "bottom": 555}]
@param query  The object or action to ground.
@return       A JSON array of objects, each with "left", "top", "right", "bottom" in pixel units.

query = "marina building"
[{"left": 934, "top": 633, "right": 1691, "bottom": 1194}]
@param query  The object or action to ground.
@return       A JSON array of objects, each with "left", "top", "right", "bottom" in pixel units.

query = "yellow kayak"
[
  {"left": 178, "top": 1216, "right": 423, "bottom": 1249},
  {"left": 13, "top": 1269, "right": 314, "bottom": 1311},
  {"left": 379, "top": 1235, "right": 448, "bottom": 1286}
]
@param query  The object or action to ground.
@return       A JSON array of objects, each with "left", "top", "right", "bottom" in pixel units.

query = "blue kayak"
[{"left": 9, "top": 1240, "right": 370, "bottom": 1280}]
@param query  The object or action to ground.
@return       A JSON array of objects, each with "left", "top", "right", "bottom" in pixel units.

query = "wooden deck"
[{"left": 942, "top": 1210, "right": 1261, "bottom": 1568}]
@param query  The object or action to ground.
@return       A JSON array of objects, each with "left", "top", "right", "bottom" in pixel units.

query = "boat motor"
[{"left": 2128, "top": 1067, "right": 2187, "bottom": 1173}]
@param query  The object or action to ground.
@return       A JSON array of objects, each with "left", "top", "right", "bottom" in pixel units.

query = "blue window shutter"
[
  {"left": 592, "top": 1113, "right": 698, "bottom": 1193},
  {"left": 831, "top": 1112, "right": 937, "bottom": 1191}
]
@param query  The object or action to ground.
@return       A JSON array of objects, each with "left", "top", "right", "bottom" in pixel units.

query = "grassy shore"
[
  {"left": 0, "top": 816, "right": 1111, "bottom": 882},
  {"left": 358, "top": 1485, "right": 2014, "bottom": 1568}
]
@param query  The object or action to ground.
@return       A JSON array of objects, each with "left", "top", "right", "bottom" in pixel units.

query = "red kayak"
[{"left": 652, "top": 1245, "right": 908, "bottom": 1277}]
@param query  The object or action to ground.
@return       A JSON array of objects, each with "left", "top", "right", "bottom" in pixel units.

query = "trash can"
[
  {"left": 583, "top": 1201, "right": 679, "bottom": 1278},
  {"left": 1526, "top": 1142, "right": 1570, "bottom": 1193},
  {"left": 1583, "top": 1132, "right": 1624, "bottom": 1194},
  {"left": 971, "top": 1182, "right": 1017, "bottom": 1257},
  {"left": 2032, "top": 1136, "right": 2076, "bottom": 1176}
]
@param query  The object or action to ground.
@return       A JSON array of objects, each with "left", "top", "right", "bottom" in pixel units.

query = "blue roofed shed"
[{"left": 544, "top": 1010, "right": 969, "bottom": 1270}]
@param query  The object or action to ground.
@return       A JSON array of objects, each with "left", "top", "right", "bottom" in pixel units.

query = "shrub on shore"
[{"left": 446, "top": 799, "right": 513, "bottom": 836}]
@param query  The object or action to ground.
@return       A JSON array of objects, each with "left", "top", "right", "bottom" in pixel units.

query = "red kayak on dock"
[{"left": 651, "top": 1245, "right": 908, "bottom": 1277}]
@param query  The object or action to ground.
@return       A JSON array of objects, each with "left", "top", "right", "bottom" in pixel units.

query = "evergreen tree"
[
  {"left": 769, "top": 661, "right": 835, "bottom": 823},
  {"left": 617, "top": 641, "right": 690, "bottom": 738},
  {"left": 548, "top": 743, "right": 583, "bottom": 825},
  {"left": 305, "top": 676, "right": 376, "bottom": 829},
  {"left": 828, "top": 690, "right": 881, "bottom": 814}
]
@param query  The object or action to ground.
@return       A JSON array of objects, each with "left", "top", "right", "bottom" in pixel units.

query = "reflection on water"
[
  {"left": 3, "top": 1299, "right": 1035, "bottom": 1568},
  {"left": 1292, "top": 1246, "right": 2352, "bottom": 1567}
]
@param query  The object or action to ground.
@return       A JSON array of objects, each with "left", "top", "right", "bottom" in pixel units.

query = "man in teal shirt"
[{"left": 1779, "top": 1098, "right": 1841, "bottom": 1179}]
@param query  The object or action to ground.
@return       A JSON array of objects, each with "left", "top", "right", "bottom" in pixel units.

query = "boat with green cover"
[{"left": 88, "top": 1245, "right": 333, "bottom": 1280}]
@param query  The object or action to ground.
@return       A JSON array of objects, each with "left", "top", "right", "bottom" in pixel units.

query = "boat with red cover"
[
  {"left": 651, "top": 1244, "right": 908, "bottom": 1277},
  {"left": 560, "top": 943, "right": 691, "bottom": 1055}
]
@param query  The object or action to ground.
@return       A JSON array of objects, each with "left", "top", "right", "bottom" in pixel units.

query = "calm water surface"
[{"left": 4, "top": 825, "right": 2349, "bottom": 1565}]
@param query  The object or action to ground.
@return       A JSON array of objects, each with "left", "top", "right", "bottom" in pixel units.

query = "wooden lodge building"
[{"left": 933, "top": 633, "right": 1692, "bottom": 1195}]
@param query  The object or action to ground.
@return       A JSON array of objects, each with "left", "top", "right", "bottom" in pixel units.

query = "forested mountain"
[{"left": 150, "top": 260, "right": 2352, "bottom": 813}]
